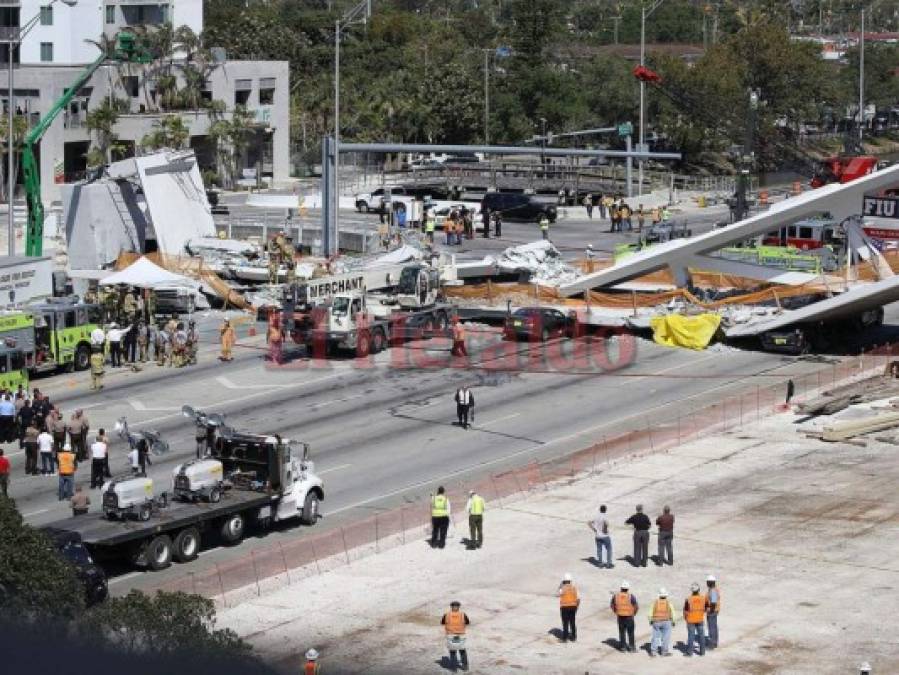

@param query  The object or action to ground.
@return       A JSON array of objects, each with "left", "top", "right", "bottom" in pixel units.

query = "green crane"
[{"left": 23, "top": 32, "right": 150, "bottom": 256}]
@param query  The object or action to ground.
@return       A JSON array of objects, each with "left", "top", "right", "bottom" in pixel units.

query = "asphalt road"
[
  {"left": 6, "top": 305, "right": 883, "bottom": 594},
  {"left": 8, "top": 204, "right": 897, "bottom": 594}
]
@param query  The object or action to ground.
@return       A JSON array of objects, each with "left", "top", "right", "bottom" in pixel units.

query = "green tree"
[
  {"left": 209, "top": 105, "right": 257, "bottom": 188},
  {"left": 78, "top": 590, "right": 251, "bottom": 658},
  {"left": 0, "top": 497, "right": 85, "bottom": 619},
  {"left": 86, "top": 98, "right": 127, "bottom": 167},
  {"left": 141, "top": 115, "right": 190, "bottom": 151}
]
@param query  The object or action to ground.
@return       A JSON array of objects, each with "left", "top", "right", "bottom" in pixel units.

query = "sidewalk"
[{"left": 218, "top": 400, "right": 899, "bottom": 674}]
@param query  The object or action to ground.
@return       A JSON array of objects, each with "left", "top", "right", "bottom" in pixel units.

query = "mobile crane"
[{"left": 23, "top": 32, "right": 150, "bottom": 257}]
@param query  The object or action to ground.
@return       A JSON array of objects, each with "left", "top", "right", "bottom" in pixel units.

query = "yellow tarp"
[{"left": 650, "top": 313, "right": 722, "bottom": 350}]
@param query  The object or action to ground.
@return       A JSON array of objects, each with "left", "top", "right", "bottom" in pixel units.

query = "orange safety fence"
[{"left": 151, "top": 343, "right": 899, "bottom": 606}]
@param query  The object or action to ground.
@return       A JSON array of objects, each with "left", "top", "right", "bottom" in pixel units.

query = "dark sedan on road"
[{"left": 504, "top": 307, "right": 574, "bottom": 341}]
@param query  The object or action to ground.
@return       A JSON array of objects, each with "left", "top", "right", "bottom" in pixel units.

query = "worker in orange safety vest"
[
  {"left": 610, "top": 580, "right": 638, "bottom": 652},
  {"left": 303, "top": 648, "right": 320, "bottom": 674},
  {"left": 683, "top": 582, "right": 708, "bottom": 656},
  {"left": 441, "top": 600, "right": 470, "bottom": 671},
  {"left": 451, "top": 317, "right": 467, "bottom": 357},
  {"left": 557, "top": 572, "right": 580, "bottom": 642}
]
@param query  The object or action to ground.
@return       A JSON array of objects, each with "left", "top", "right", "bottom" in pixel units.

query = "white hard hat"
[
  {"left": 706, "top": 574, "right": 716, "bottom": 582},
  {"left": 691, "top": 582, "right": 701, "bottom": 592},
  {"left": 658, "top": 587, "right": 668, "bottom": 597},
  {"left": 620, "top": 580, "right": 630, "bottom": 590},
  {"left": 305, "top": 648, "right": 319, "bottom": 661},
  {"left": 563, "top": 572, "right": 572, "bottom": 582}
]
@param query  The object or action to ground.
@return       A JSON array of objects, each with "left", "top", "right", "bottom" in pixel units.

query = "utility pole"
[
  {"left": 331, "top": 0, "right": 372, "bottom": 257},
  {"left": 483, "top": 49, "right": 489, "bottom": 145},
  {"left": 639, "top": 0, "right": 665, "bottom": 198},
  {"left": 734, "top": 89, "right": 759, "bottom": 223},
  {"left": 858, "top": 7, "right": 865, "bottom": 146}
]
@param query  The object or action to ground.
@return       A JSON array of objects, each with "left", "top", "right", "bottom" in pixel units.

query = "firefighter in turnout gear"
[
  {"left": 267, "top": 233, "right": 284, "bottom": 284},
  {"left": 89, "top": 348, "right": 105, "bottom": 390},
  {"left": 186, "top": 321, "right": 199, "bottom": 365}
]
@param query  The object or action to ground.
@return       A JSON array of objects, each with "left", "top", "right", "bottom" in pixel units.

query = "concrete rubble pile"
[{"left": 486, "top": 241, "right": 580, "bottom": 286}]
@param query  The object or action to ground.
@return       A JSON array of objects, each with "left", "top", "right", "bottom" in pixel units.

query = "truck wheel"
[
  {"left": 300, "top": 491, "right": 320, "bottom": 526},
  {"left": 358, "top": 202, "right": 369, "bottom": 213},
  {"left": 138, "top": 504, "right": 152, "bottom": 522},
  {"left": 74, "top": 344, "right": 91, "bottom": 371},
  {"left": 356, "top": 331, "right": 371, "bottom": 358},
  {"left": 435, "top": 312, "right": 448, "bottom": 332},
  {"left": 173, "top": 527, "right": 201, "bottom": 563},
  {"left": 371, "top": 329, "right": 386, "bottom": 354},
  {"left": 208, "top": 486, "right": 222, "bottom": 503},
  {"left": 147, "top": 535, "right": 173, "bottom": 570},
  {"left": 220, "top": 513, "right": 245, "bottom": 544}
]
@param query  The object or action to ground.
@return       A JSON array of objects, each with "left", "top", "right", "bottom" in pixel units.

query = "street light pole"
[{"left": 334, "top": 18, "right": 340, "bottom": 255}]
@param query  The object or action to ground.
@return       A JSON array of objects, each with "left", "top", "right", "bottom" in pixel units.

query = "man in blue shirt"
[{"left": 0, "top": 394, "right": 16, "bottom": 443}]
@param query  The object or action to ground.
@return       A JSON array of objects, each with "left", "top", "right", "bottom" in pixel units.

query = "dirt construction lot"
[{"left": 219, "top": 404, "right": 899, "bottom": 675}]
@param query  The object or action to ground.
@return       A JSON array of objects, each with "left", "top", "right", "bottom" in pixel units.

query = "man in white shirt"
[
  {"left": 587, "top": 504, "right": 614, "bottom": 568},
  {"left": 90, "top": 326, "right": 106, "bottom": 348},
  {"left": 106, "top": 324, "right": 132, "bottom": 368},
  {"left": 38, "top": 428, "right": 54, "bottom": 475},
  {"left": 90, "top": 432, "right": 108, "bottom": 488},
  {"left": 128, "top": 446, "right": 141, "bottom": 476},
  {"left": 454, "top": 387, "right": 475, "bottom": 429}
]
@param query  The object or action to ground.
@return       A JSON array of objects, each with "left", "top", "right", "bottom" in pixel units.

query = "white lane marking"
[
  {"left": 129, "top": 399, "right": 183, "bottom": 412},
  {"left": 216, "top": 376, "right": 297, "bottom": 390},
  {"left": 131, "top": 372, "right": 345, "bottom": 428},
  {"left": 477, "top": 412, "right": 520, "bottom": 426},
  {"left": 318, "top": 463, "right": 351, "bottom": 475},
  {"left": 23, "top": 507, "right": 50, "bottom": 517},
  {"left": 329, "top": 360, "right": 790, "bottom": 517}
]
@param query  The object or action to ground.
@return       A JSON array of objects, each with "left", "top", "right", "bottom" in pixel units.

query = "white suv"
[{"left": 355, "top": 187, "right": 407, "bottom": 213}]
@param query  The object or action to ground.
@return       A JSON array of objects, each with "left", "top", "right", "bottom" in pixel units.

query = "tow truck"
[
  {"left": 42, "top": 411, "right": 324, "bottom": 571},
  {"left": 280, "top": 264, "right": 456, "bottom": 357},
  {"left": 0, "top": 297, "right": 101, "bottom": 372}
]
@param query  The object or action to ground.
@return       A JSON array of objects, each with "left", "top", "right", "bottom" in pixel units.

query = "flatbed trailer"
[
  {"left": 43, "top": 428, "right": 324, "bottom": 572},
  {"left": 43, "top": 486, "right": 294, "bottom": 569}
]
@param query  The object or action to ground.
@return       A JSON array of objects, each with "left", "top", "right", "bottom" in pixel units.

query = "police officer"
[
  {"left": 155, "top": 323, "right": 167, "bottom": 366},
  {"left": 89, "top": 347, "right": 105, "bottom": 390}
]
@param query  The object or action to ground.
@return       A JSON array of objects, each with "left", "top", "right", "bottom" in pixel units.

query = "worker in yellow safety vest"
[
  {"left": 558, "top": 572, "right": 580, "bottom": 642},
  {"left": 683, "top": 582, "right": 708, "bottom": 656},
  {"left": 430, "top": 485, "right": 450, "bottom": 549},
  {"left": 425, "top": 212, "right": 436, "bottom": 243},
  {"left": 466, "top": 490, "right": 485, "bottom": 549},
  {"left": 649, "top": 587, "right": 675, "bottom": 657},
  {"left": 441, "top": 601, "right": 470, "bottom": 671},
  {"left": 539, "top": 214, "right": 550, "bottom": 240}
]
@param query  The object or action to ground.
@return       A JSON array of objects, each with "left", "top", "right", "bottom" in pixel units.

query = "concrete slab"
[{"left": 217, "top": 405, "right": 899, "bottom": 675}]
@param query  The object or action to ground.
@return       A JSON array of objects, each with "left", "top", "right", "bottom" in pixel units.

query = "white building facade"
[{"left": 1, "top": 0, "right": 289, "bottom": 203}]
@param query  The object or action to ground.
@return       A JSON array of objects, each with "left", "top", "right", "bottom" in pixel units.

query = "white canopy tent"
[{"left": 99, "top": 257, "right": 191, "bottom": 289}]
